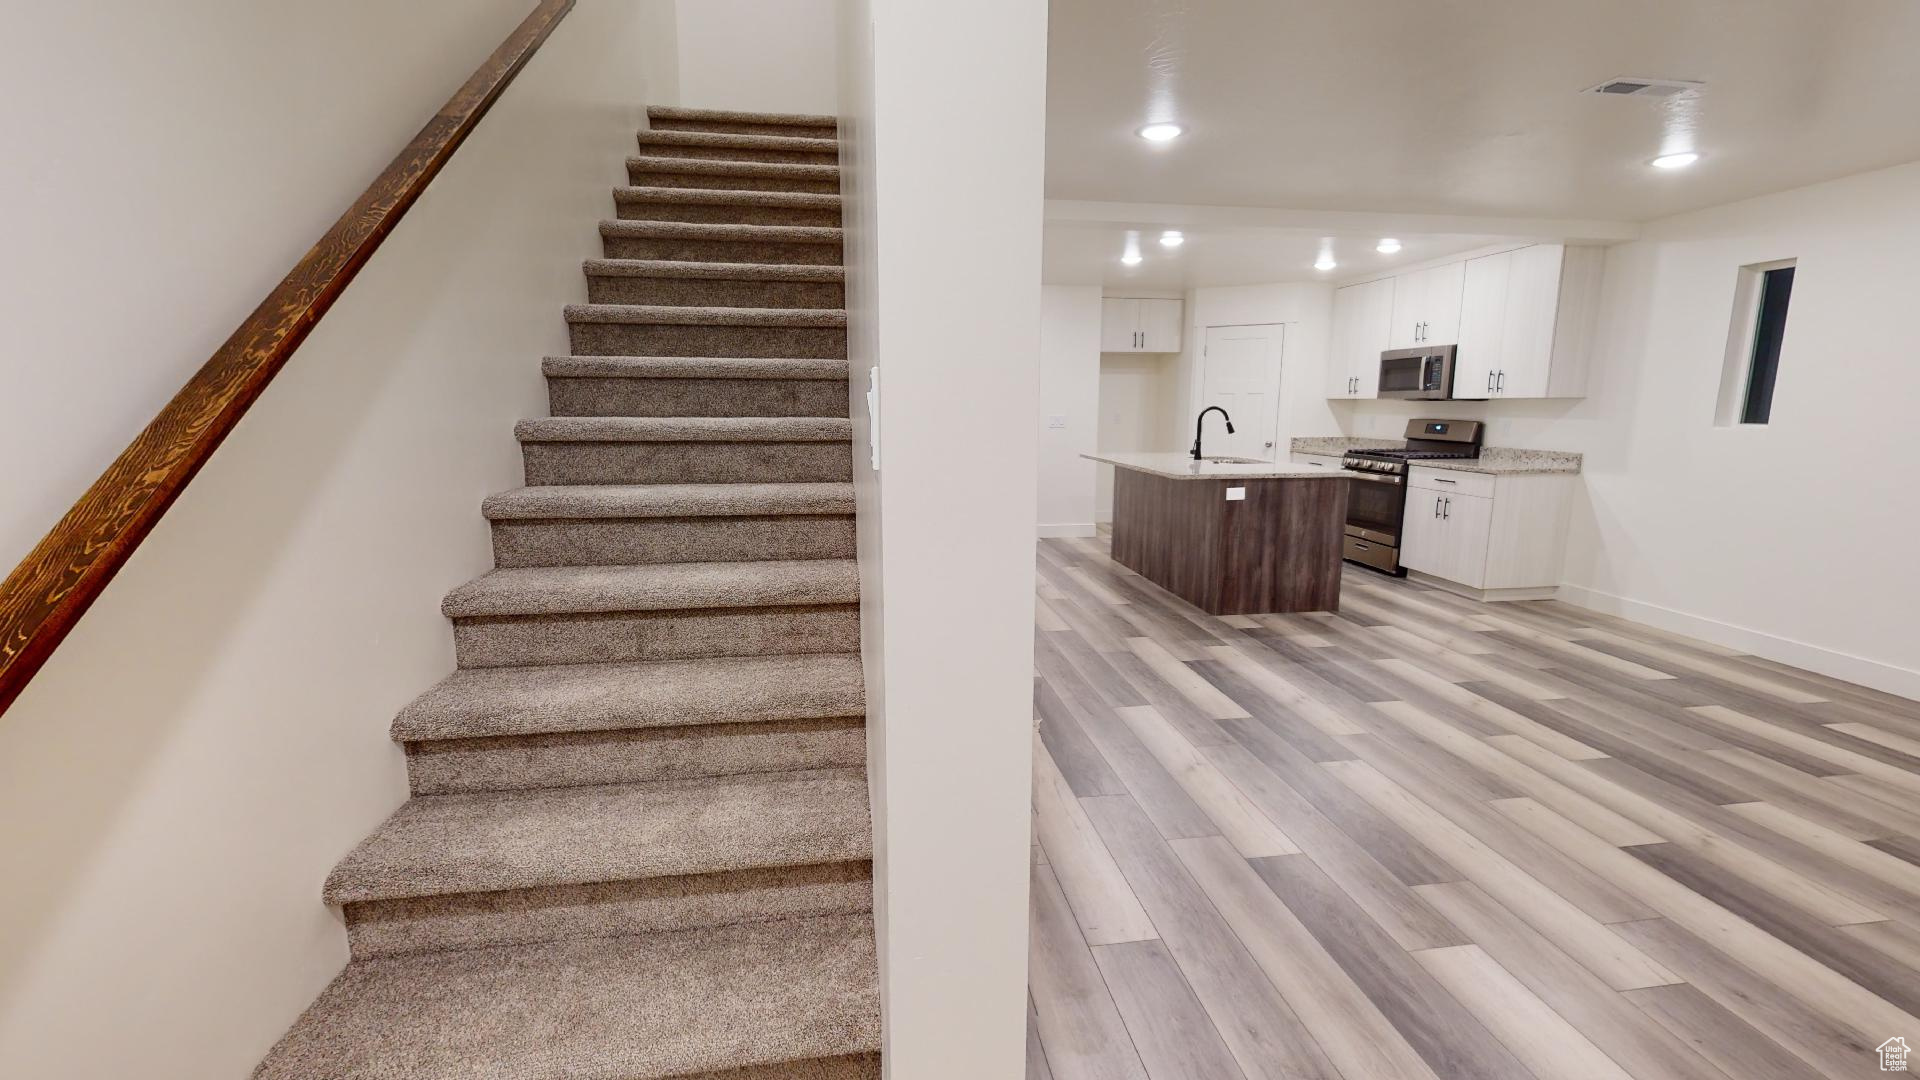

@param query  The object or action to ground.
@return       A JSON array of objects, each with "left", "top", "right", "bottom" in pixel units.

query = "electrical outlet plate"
[
  {"left": 865, "top": 366, "right": 881, "bottom": 471},
  {"left": 1225, "top": 487, "right": 1246, "bottom": 501}
]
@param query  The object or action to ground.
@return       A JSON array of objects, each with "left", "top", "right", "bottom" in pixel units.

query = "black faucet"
[{"left": 1191, "top": 406, "right": 1236, "bottom": 460}]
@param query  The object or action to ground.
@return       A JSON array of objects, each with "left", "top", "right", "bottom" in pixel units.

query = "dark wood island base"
[{"left": 1109, "top": 467, "right": 1349, "bottom": 614}]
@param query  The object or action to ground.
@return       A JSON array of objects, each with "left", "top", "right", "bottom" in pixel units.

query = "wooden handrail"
[{"left": 0, "top": 0, "right": 575, "bottom": 715}]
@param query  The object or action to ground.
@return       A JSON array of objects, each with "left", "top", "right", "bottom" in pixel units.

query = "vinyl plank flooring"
[
  {"left": 1412, "top": 943, "right": 1638, "bottom": 1080},
  {"left": 1249, "top": 853, "right": 1538, "bottom": 1080},
  {"left": 1620, "top": 982, "right": 1829, "bottom": 1080},
  {"left": 1326, "top": 760, "right": 1680, "bottom": 990},
  {"left": 1026, "top": 996, "right": 1055, "bottom": 1080},
  {"left": 1031, "top": 736, "right": 1159, "bottom": 946},
  {"left": 1413, "top": 881, "right": 1734, "bottom": 1080},
  {"left": 1613, "top": 917, "right": 1881, "bottom": 1079},
  {"left": 1172, "top": 837, "right": 1441, "bottom": 1080},
  {"left": 1028, "top": 861, "right": 1151, "bottom": 1080},
  {"left": 1493, "top": 797, "right": 1920, "bottom": 1042},
  {"left": 1115, "top": 705, "right": 1299, "bottom": 858},
  {"left": 1081, "top": 795, "right": 1343, "bottom": 1080},
  {"left": 1091, "top": 939, "right": 1246, "bottom": 1080},
  {"left": 1203, "top": 738, "right": 1470, "bottom": 950},
  {"left": 1026, "top": 537, "right": 1920, "bottom": 1080}
]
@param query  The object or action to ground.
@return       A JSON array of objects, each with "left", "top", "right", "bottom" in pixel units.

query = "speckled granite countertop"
[
  {"left": 1289, "top": 437, "right": 1581, "bottom": 475},
  {"left": 1290, "top": 436, "right": 1400, "bottom": 456},
  {"left": 1084, "top": 452, "right": 1351, "bottom": 481},
  {"left": 1411, "top": 447, "right": 1582, "bottom": 475}
]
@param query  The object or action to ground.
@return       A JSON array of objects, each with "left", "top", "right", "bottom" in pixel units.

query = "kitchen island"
[{"left": 1085, "top": 452, "right": 1351, "bottom": 614}]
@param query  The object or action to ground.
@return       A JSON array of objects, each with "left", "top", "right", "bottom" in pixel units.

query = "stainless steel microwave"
[{"left": 1378, "top": 345, "right": 1456, "bottom": 400}]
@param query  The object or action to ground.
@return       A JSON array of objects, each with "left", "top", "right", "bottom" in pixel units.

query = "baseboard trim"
[
  {"left": 1037, "top": 523, "right": 1098, "bottom": 539},
  {"left": 1408, "top": 571, "right": 1556, "bottom": 603},
  {"left": 1555, "top": 583, "right": 1920, "bottom": 702}
]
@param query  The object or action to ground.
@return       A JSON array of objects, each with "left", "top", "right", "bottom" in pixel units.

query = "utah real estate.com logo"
[{"left": 1882, "top": 1036, "right": 1912, "bottom": 1072}]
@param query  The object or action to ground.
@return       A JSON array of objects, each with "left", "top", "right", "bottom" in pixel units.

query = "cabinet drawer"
[{"left": 1409, "top": 466, "right": 1496, "bottom": 499}]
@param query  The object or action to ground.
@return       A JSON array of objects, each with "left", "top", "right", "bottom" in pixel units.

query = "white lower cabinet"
[
  {"left": 1400, "top": 488, "right": 1494, "bottom": 588},
  {"left": 1400, "top": 467, "right": 1574, "bottom": 598}
]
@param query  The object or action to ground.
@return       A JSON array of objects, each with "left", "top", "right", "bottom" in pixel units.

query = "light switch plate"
[
  {"left": 1047, "top": 415, "right": 1067, "bottom": 429},
  {"left": 1225, "top": 487, "right": 1246, "bottom": 501},
  {"left": 864, "top": 366, "right": 881, "bottom": 471}
]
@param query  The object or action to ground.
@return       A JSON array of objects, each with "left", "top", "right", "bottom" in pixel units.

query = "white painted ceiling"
[
  {"left": 1046, "top": 0, "right": 1920, "bottom": 222},
  {"left": 1043, "top": 223, "right": 1506, "bottom": 288}
]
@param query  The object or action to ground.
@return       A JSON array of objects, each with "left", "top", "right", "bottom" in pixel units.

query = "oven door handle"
[{"left": 1344, "top": 471, "right": 1402, "bottom": 484}]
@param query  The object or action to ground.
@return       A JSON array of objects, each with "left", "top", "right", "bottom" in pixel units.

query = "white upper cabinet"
[
  {"left": 1388, "top": 261, "right": 1465, "bottom": 348},
  {"left": 1101, "top": 298, "right": 1184, "bottom": 353},
  {"left": 1453, "top": 244, "right": 1605, "bottom": 399},
  {"left": 1326, "top": 277, "right": 1395, "bottom": 398}
]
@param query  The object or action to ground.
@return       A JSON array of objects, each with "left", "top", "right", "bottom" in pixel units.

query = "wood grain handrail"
[{"left": 0, "top": 0, "right": 575, "bottom": 715}]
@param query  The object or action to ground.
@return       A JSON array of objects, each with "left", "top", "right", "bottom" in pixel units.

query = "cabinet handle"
[
  {"left": 1487, "top": 370, "right": 1495, "bottom": 394},
  {"left": 1434, "top": 496, "right": 1443, "bottom": 518},
  {"left": 1433, "top": 477, "right": 1456, "bottom": 484},
  {"left": 1443, "top": 496, "right": 1451, "bottom": 520},
  {"left": 1496, "top": 370, "right": 1505, "bottom": 393}
]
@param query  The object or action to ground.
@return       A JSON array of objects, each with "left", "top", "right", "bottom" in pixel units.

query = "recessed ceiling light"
[
  {"left": 1137, "top": 123, "right": 1184, "bottom": 142},
  {"left": 1120, "top": 253, "right": 1143, "bottom": 266},
  {"left": 1159, "top": 231, "right": 1185, "bottom": 248},
  {"left": 1376, "top": 238, "right": 1402, "bottom": 254},
  {"left": 1650, "top": 152, "right": 1700, "bottom": 170},
  {"left": 1314, "top": 253, "right": 1337, "bottom": 272}
]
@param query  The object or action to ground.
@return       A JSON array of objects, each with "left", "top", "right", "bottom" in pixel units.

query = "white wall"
[
  {"left": 1038, "top": 286, "right": 1102, "bottom": 536},
  {"left": 0, "top": 0, "right": 533, "bottom": 575},
  {"left": 677, "top": 0, "right": 838, "bottom": 115},
  {"left": 838, "top": 0, "right": 1046, "bottom": 1075},
  {"left": 0, "top": 3, "right": 667, "bottom": 1076},
  {"left": 1093, "top": 353, "right": 1179, "bottom": 521},
  {"left": 1326, "top": 162, "right": 1920, "bottom": 696}
]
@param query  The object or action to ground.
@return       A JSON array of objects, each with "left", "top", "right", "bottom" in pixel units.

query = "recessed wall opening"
[{"left": 1716, "top": 258, "right": 1797, "bottom": 426}]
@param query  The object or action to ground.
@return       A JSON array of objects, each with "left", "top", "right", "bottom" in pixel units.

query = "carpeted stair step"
[
  {"left": 614, "top": 187, "right": 841, "bottom": 226},
  {"left": 583, "top": 258, "right": 845, "bottom": 309},
  {"left": 627, "top": 156, "right": 840, "bottom": 194},
  {"left": 601, "top": 219, "right": 843, "bottom": 265},
  {"left": 254, "top": 913, "right": 881, "bottom": 1078},
  {"left": 545, "top": 353, "right": 849, "bottom": 417},
  {"left": 323, "top": 769, "right": 872, "bottom": 957},
  {"left": 484, "top": 482, "right": 855, "bottom": 567},
  {"left": 393, "top": 652, "right": 866, "bottom": 795},
  {"left": 444, "top": 558, "right": 859, "bottom": 668},
  {"left": 647, "top": 105, "right": 838, "bottom": 138},
  {"left": 327, "top": 769, "right": 869, "bottom": 904},
  {"left": 396, "top": 652, "right": 866, "bottom": 741},
  {"left": 518, "top": 415, "right": 853, "bottom": 486},
  {"left": 635, "top": 129, "right": 838, "bottom": 165},
  {"left": 565, "top": 302, "right": 846, "bottom": 359}
]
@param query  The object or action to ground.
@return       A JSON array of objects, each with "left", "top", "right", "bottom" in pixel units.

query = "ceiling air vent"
[{"left": 1585, "top": 76, "right": 1704, "bottom": 98}]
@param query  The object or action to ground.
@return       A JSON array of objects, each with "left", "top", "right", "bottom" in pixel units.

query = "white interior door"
[{"left": 1199, "top": 324, "right": 1284, "bottom": 460}]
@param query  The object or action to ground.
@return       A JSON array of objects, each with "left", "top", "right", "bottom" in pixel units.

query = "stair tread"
[
  {"left": 583, "top": 258, "right": 844, "bottom": 281},
  {"left": 324, "top": 770, "right": 869, "bottom": 903},
  {"left": 627, "top": 155, "right": 840, "bottom": 179},
  {"left": 443, "top": 559, "right": 858, "bottom": 618},
  {"left": 563, "top": 303, "right": 847, "bottom": 327},
  {"left": 483, "top": 482, "right": 854, "bottom": 520},
  {"left": 635, "top": 129, "right": 838, "bottom": 152},
  {"left": 543, "top": 354, "right": 848, "bottom": 379},
  {"left": 254, "top": 913, "right": 879, "bottom": 1079},
  {"left": 600, "top": 219, "right": 843, "bottom": 243},
  {"left": 515, "top": 415, "right": 853, "bottom": 443},
  {"left": 649, "top": 105, "right": 839, "bottom": 128},
  {"left": 394, "top": 652, "right": 865, "bottom": 741},
  {"left": 614, "top": 186, "right": 841, "bottom": 208}
]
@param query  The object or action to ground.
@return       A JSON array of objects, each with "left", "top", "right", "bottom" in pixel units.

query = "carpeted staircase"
[{"left": 254, "top": 106, "right": 880, "bottom": 1080}]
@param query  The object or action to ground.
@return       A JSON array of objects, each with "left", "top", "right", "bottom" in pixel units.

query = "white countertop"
[{"left": 1083, "top": 452, "right": 1351, "bottom": 480}]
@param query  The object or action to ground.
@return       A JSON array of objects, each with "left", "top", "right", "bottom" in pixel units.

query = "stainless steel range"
[{"left": 1339, "top": 419, "right": 1484, "bottom": 574}]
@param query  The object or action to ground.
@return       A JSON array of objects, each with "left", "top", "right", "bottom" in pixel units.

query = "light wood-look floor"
[{"left": 1028, "top": 533, "right": 1920, "bottom": 1080}]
